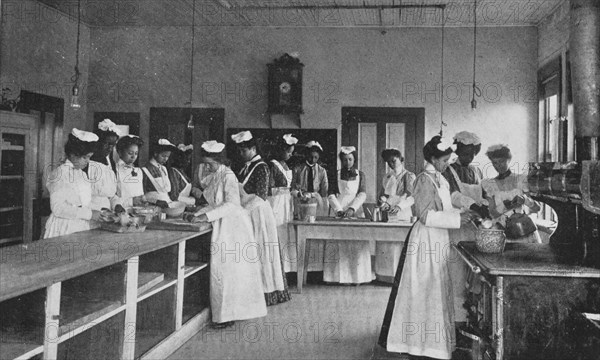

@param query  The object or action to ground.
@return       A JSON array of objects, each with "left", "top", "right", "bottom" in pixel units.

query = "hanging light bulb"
[
  {"left": 70, "top": 84, "right": 81, "bottom": 109},
  {"left": 187, "top": 113, "right": 194, "bottom": 130}
]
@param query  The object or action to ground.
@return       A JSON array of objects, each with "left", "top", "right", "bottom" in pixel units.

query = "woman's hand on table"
[
  {"left": 343, "top": 208, "right": 355, "bottom": 218},
  {"left": 132, "top": 195, "right": 146, "bottom": 207},
  {"left": 184, "top": 212, "right": 208, "bottom": 223},
  {"left": 388, "top": 205, "right": 401, "bottom": 215}
]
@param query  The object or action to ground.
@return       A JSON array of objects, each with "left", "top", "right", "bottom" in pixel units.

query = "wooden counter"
[{"left": 0, "top": 225, "right": 212, "bottom": 360}]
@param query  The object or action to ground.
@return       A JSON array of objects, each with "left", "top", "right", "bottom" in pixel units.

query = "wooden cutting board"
[{"left": 146, "top": 218, "right": 211, "bottom": 232}]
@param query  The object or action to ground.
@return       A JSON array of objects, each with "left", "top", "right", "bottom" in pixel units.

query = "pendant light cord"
[
  {"left": 440, "top": 6, "right": 446, "bottom": 136},
  {"left": 471, "top": 0, "right": 481, "bottom": 105},
  {"left": 189, "top": 0, "right": 196, "bottom": 107},
  {"left": 71, "top": 0, "right": 81, "bottom": 84}
]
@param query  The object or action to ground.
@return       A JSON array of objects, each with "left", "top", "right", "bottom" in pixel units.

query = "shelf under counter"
[{"left": 456, "top": 241, "right": 600, "bottom": 278}]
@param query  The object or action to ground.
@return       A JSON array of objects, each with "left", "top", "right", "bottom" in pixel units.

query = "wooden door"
[{"left": 342, "top": 107, "right": 424, "bottom": 203}]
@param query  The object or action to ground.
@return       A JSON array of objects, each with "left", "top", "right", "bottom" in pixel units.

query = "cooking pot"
[{"left": 505, "top": 212, "right": 537, "bottom": 239}]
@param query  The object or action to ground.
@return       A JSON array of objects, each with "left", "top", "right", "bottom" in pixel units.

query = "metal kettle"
[{"left": 505, "top": 211, "right": 537, "bottom": 239}]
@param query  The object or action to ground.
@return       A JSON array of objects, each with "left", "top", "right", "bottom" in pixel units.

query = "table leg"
[
  {"left": 296, "top": 226, "right": 307, "bottom": 294},
  {"left": 495, "top": 276, "right": 504, "bottom": 360}
]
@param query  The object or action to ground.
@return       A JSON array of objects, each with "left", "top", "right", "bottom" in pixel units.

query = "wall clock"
[{"left": 267, "top": 54, "right": 304, "bottom": 116}]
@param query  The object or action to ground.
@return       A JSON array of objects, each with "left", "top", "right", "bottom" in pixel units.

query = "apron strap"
[
  {"left": 142, "top": 166, "right": 169, "bottom": 194},
  {"left": 242, "top": 161, "right": 266, "bottom": 186}
]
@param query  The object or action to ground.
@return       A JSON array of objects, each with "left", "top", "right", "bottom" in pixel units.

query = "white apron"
[
  {"left": 387, "top": 173, "right": 457, "bottom": 359},
  {"left": 376, "top": 171, "right": 413, "bottom": 282},
  {"left": 447, "top": 165, "right": 483, "bottom": 322},
  {"left": 173, "top": 168, "right": 196, "bottom": 206},
  {"left": 267, "top": 160, "right": 296, "bottom": 273},
  {"left": 240, "top": 163, "right": 287, "bottom": 294},
  {"left": 142, "top": 165, "right": 172, "bottom": 203},
  {"left": 323, "top": 173, "right": 373, "bottom": 283},
  {"left": 114, "top": 163, "right": 144, "bottom": 209},
  {"left": 200, "top": 166, "right": 267, "bottom": 323}
]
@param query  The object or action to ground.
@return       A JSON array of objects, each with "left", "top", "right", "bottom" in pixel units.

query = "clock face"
[{"left": 279, "top": 82, "right": 291, "bottom": 94}]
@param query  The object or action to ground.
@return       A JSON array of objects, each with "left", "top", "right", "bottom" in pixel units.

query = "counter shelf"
[{"left": 0, "top": 224, "right": 212, "bottom": 360}]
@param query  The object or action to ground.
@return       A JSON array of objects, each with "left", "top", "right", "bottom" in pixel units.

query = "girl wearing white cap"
[
  {"left": 290, "top": 140, "right": 329, "bottom": 272},
  {"left": 142, "top": 138, "right": 177, "bottom": 207},
  {"left": 482, "top": 144, "right": 541, "bottom": 243},
  {"left": 87, "top": 119, "right": 124, "bottom": 227},
  {"left": 231, "top": 131, "right": 290, "bottom": 306},
  {"left": 381, "top": 136, "right": 473, "bottom": 359},
  {"left": 324, "top": 146, "right": 373, "bottom": 284},
  {"left": 376, "top": 149, "right": 416, "bottom": 283},
  {"left": 43, "top": 129, "right": 103, "bottom": 238},
  {"left": 441, "top": 131, "right": 490, "bottom": 322},
  {"left": 113, "top": 135, "right": 146, "bottom": 208},
  {"left": 268, "top": 134, "right": 298, "bottom": 273},
  {"left": 186, "top": 140, "right": 267, "bottom": 328}
]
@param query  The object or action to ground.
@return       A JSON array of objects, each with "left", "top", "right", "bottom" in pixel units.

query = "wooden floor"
[{"left": 167, "top": 275, "right": 472, "bottom": 360}]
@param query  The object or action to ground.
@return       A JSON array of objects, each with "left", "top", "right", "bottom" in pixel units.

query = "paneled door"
[{"left": 341, "top": 107, "right": 425, "bottom": 203}]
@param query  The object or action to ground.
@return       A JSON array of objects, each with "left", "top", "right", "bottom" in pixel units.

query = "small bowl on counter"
[{"left": 163, "top": 201, "right": 187, "bottom": 218}]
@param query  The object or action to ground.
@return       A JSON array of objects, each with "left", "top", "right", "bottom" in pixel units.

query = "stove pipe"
[{"left": 570, "top": 0, "right": 600, "bottom": 161}]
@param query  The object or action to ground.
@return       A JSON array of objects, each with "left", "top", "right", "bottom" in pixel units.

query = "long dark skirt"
[{"left": 378, "top": 224, "right": 416, "bottom": 348}]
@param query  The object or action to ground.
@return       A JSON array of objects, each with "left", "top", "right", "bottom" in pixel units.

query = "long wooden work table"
[
  {"left": 0, "top": 224, "right": 212, "bottom": 360},
  {"left": 290, "top": 217, "right": 414, "bottom": 293}
]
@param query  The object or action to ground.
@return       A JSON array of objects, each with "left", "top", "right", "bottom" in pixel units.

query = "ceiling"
[{"left": 35, "top": 0, "right": 566, "bottom": 27}]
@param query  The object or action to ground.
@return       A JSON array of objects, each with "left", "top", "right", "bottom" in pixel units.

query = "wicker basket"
[{"left": 475, "top": 228, "right": 506, "bottom": 254}]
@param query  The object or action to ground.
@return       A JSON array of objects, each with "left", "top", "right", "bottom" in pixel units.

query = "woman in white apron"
[
  {"left": 167, "top": 145, "right": 199, "bottom": 206},
  {"left": 290, "top": 141, "right": 329, "bottom": 272},
  {"left": 143, "top": 139, "right": 177, "bottom": 208},
  {"left": 268, "top": 134, "right": 297, "bottom": 273},
  {"left": 324, "top": 146, "right": 372, "bottom": 284},
  {"left": 186, "top": 140, "right": 267, "bottom": 328},
  {"left": 232, "top": 131, "right": 291, "bottom": 306},
  {"left": 482, "top": 144, "right": 542, "bottom": 243},
  {"left": 376, "top": 149, "right": 417, "bottom": 283},
  {"left": 44, "top": 129, "right": 102, "bottom": 238},
  {"left": 381, "top": 136, "right": 473, "bottom": 359},
  {"left": 88, "top": 119, "right": 124, "bottom": 228},
  {"left": 113, "top": 135, "right": 146, "bottom": 209},
  {"left": 441, "top": 131, "right": 490, "bottom": 323}
]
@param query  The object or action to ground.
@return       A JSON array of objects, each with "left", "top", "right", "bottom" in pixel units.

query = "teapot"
[{"left": 505, "top": 211, "right": 537, "bottom": 239}]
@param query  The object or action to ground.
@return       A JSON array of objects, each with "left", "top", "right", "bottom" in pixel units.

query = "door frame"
[{"left": 341, "top": 106, "right": 425, "bottom": 197}]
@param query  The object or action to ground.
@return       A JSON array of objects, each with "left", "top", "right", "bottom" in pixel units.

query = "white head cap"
[
  {"left": 283, "top": 134, "right": 298, "bottom": 145},
  {"left": 71, "top": 128, "right": 99, "bottom": 142},
  {"left": 231, "top": 131, "right": 253, "bottom": 144},
  {"left": 98, "top": 119, "right": 121, "bottom": 136},
  {"left": 340, "top": 146, "right": 356, "bottom": 154},
  {"left": 306, "top": 140, "right": 323, "bottom": 151},
  {"left": 201, "top": 140, "right": 225, "bottom": 153}
]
